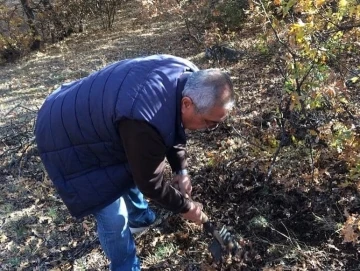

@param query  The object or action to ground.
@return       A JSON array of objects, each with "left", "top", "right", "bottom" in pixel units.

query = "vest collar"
[{"left": 175, "top": 71, "right": 192, "bottom": 144}]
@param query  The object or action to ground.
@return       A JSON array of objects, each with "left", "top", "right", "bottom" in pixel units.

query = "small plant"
[
  {"left": 46, "top": 207, "right": 65, "bottom": 224},
  {"left": 47, "top": 207, "right": 58, "bottom": 220},
  {"left": 249, "top": 215, "right": 269, "bottom": 229},
  {"left": 154, "top": 242, "right": 178, "bottom": 259},
  {"left": 6, "top": 218, "right": 30, "bottom": 242},
  {"left": 142, "top": 242, "right": 178, "bottom": 266},
  {"left": 7, "top": 257, "right": 20, "bottom": 267}
]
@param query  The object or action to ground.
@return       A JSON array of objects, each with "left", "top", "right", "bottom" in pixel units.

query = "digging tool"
[
  {"left": 201, "top": 212, "right": 241, "bottom": 262},
  {"left": 172, "top": 182, "right": 241, "bottom": 261}
]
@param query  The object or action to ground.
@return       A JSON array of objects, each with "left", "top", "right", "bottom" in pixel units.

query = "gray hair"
[{"left": 183, "top": 69, "right": 234, "bottom": 113}]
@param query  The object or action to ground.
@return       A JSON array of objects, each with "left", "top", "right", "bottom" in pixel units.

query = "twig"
[
  {"left": 340, "top": 102, "right": 357, "bottom": 121},
  {"left": 264, "top": 143, "right": 282, "bottom": 182},
  {"left": 269, "top": 224, "right": 292, "bottom": 241},
  {"left": 269, "top": 222, "right": 301, "bottom": 250},
  {"left": 280, "top": 221, "right": 301, "bottom": 250},
  {"left": 297, "top": 60, "right": 316, "bottom": 93},
  {"left": 5, "top": 103, "right": 22, "bottom": 116},
  {"left": 264, "top": 102, "right": 288, "bottom": 182},
  {"left": 19, "top": 104, "right": 38, "bottom": 113},
  {"left": 184, "top": 18, "right": 202, "bottom": 45},
  {"left": 319, "top": 11, "right": 360, "bottom": 33},
  {"left": 17, "top": 137, "right": 36, "bottom": 176},
  {"left": 307, "top": 136, "right": 315, "bottom": 184},
  {"left": 256, "top": 0, "right": 297, "bottom": 58},
  {"left": 275, "top": 60, "right": 287, "bottom": 80}
]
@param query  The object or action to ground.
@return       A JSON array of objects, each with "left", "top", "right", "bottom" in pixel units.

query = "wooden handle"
[{"left": 200, "top": 211, "right": 209, "bottom": 223}]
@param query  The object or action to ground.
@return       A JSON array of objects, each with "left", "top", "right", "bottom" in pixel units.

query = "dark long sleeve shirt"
[{"left": 118, "top": 119, "right": 191, "bottom": 213}]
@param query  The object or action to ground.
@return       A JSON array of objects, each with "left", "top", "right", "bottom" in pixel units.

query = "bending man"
[{"left": 35, "top": 54, "right": 234, "bottom": 270}]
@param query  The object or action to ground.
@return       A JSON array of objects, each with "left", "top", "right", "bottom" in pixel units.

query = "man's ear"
[{"left": 181, "top": 97, "right": 193, "bottom": 110}]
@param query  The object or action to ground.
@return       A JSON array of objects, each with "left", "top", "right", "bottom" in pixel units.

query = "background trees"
[{"left": 0, "top": 0, "right": 125, "bottom": 63}]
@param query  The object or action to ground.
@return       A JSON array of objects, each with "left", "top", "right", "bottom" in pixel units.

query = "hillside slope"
[{"left": 1, "top": 2, "right": 359, "bottom": 271}]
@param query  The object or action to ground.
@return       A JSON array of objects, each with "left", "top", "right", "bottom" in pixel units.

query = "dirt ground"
[{"left": 1, "top": 2, "right": 359, "bottom": 271}]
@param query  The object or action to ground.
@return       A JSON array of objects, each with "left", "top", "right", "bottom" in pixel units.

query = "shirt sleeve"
[
  {"left": 118, "top": 118, "right": 191, "bottom": 213},
  {"left": 166, "top": 144, "right": 187, "bottom": 173}
]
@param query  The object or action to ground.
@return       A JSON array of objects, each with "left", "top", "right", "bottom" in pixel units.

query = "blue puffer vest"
[{"left": 35, "top": 55, "right": 198, "bottom": 218}]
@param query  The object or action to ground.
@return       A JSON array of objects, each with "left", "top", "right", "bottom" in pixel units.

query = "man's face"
[{"left": 181, "top": 96, "right": 229, "bottom": 131}]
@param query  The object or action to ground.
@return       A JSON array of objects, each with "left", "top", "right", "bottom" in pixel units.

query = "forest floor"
[{"left": 0, "top": 1, "right": 359, "bottom": 271}]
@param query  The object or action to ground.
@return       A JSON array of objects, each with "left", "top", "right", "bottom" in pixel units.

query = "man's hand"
[
  {"left": 182, "top": 201, "right": 204, "bottom": 225},
  {"left": 172, "top": 174, "right": 192, "bottom": 199}
]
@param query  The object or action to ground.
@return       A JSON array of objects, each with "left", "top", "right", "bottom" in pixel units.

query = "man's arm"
[
  {"left": 166, "top": 144, "right": 187, "bottom": 175},
  {"left": 166, "top": 144, "right": 193, "bottom": 198},
  {"left": 118, "top": 118, "right": 191, "bottom": 213}
]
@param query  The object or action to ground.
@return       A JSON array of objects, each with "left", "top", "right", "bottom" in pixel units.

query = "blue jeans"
[{"left": 94, "top": 187, "right": 154, "bottom": 271}]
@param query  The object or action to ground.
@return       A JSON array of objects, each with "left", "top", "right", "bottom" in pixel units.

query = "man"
[{"left": 35, "top": 54, "right": 234, "bottom": 270}]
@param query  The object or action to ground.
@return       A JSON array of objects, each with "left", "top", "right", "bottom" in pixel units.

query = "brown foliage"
[{"left": 0, "top": 0, "right": 128, "bottom": 64}]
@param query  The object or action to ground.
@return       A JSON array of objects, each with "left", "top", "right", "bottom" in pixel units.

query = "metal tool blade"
[
  {"left": 203, "top": 221, "right": 224, "bottom": 262},
  {"left": 203, "top": 220, "right": 241, "bottom": 262},
  {"left": 209, "top": 238, "right": 223, "bottom": 262}
]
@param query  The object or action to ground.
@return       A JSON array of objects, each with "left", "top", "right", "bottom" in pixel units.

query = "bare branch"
[
  {"left": 264, "top": 142, "right": 282, "bottom": 182},
  {"left": 307, "top": 136, "right": 315, "bottom": 184},
  {"left": 297, "top": 59, "right": 316, "bottom": 91},
  {"left": 275, "top": 60, "right": 287, "bottom": 80},
  {"left": 184, "top": 18, "right": 202, "bottom": 45},
  {"left": 256, "top": 0, "right": 297, "bottom": 58}
]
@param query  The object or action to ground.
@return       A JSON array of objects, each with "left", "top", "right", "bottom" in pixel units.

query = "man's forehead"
[{"left": 206, "top": 105, "right": 228, "bottom": 120}]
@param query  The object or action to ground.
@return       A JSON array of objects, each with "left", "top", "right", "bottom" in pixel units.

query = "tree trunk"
[
  {"left": 42, "top": 0, "right": 67, "bottom": 41},
  {"left": 20, "top": 0, "right": 41, "bottom": 50}
]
